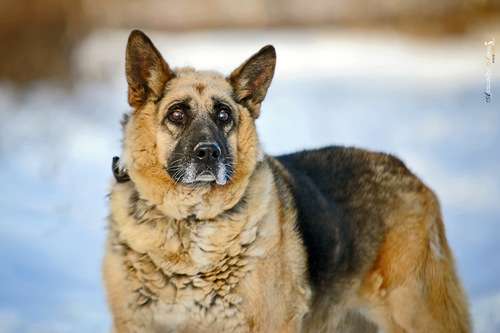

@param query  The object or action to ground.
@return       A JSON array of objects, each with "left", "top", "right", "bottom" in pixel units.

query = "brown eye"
[
  {"left": 217, "top": 107, "right": 231, "bottom": 123},
  {"left": 167, "top": 109, "right": 185, "bottom": 124}
]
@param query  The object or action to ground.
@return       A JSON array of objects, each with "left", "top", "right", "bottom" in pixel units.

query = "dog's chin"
[
  {"left": 189, "top": 172, "right": 227, "bottom": 186},
  {"left": 195, "top": 170, "right": 228, "bottom": 186},
  {"left": 168, "top": 163, "right": 230, "bottom": 186},
  {"left": 195, "top": 173, "right": 216, "bottom": 182}
]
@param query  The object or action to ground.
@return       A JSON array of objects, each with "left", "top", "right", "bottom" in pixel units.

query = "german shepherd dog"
[{"left": 103, "top": 30, "right": 470, "bottom": 333}]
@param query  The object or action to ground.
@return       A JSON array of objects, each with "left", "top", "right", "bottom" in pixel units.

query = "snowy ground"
[{"left": 0, "top": 29, "right": 499, "bottom": 332}]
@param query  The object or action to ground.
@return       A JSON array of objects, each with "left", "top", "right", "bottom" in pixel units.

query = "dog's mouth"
[
  {"left": 167, "top": 160, "right": 232, "bottom": 186},
  {"left": 195, "top": 170, "right": 216, "bottom": 182}
]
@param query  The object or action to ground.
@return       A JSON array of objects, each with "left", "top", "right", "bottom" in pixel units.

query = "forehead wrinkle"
[
  {"left": 159, "top": 70, "right": 235, "bottom": 117},
  {"left": 169, "top": 70, "right": 232, "bottom": 95},
  {"left": 194, "top": 82, "right": 206, "bottom": 95}
]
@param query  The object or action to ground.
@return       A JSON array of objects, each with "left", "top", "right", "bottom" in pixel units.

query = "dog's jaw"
[{"left": 171, "top": 161, "right": 231, "bottom": 186}]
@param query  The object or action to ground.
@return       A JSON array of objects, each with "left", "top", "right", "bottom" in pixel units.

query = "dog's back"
[{"left": 271, "top": 146, "right": 471, "bottom": 332}]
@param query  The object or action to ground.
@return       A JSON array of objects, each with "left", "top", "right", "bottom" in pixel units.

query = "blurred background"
[{"left": 0, "top": 1, "right": 499, "bottom": 332}]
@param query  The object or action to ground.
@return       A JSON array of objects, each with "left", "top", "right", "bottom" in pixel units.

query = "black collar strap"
[{"left": 112, "top": 156, "right": 131, "bottom": 183}]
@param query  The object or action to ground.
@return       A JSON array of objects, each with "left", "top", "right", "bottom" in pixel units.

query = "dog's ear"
[
  {"left": 126, "top": 30, "right": 174, "bottom": 108},
  {"left": 229, "top": 45, "right": 276, "bottom": 118}
]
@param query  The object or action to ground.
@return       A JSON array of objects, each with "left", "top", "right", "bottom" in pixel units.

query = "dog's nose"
[{"left": 194, "top": 142, "right": 221, "bottom": 161}]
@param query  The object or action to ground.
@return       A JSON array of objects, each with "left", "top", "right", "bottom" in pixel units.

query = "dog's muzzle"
[{"left": 168, "top": 141, "right": 232, "bottom": 186}]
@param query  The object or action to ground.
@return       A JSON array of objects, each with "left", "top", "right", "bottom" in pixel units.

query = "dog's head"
[{"left": 120, "top": 30, "right": 275, "bottom": 218}]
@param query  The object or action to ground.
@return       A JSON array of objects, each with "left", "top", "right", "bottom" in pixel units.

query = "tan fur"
[
  {"left": 357, "top": 188, "right": 471, "bottom": 333},
  {"left": 104, "top": 161, "right": 309, "bottom": 332},
  {"left": 103, "top": 30, "right": 470, "bottom": 333}
]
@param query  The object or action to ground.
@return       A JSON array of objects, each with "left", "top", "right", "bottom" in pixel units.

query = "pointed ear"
[
  {"left": 126, "top": 30, "right": 174, "bottom": 108},
  {"left": 229, "top": 45, "right": 276, "bottom": 118}
]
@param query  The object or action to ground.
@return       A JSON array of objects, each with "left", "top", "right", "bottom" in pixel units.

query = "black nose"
[{"left": 194, "top": 142, "right": 221, "bottom": 162}]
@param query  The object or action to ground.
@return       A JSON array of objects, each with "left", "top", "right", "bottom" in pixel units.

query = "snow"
[{"left": 0, "top": 29, "right": 498, "bottom": 332}]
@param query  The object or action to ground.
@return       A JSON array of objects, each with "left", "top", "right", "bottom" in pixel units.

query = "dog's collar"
[{"left": 112, "top": 156, "right": 131, "bottom": 183}]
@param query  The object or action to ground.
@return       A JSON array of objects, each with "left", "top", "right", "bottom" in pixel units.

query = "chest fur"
[{"left": 108, "top": 182, "right": 281, "bottom": 331}]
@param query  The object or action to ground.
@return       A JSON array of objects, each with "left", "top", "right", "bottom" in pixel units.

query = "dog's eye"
[
  {"left": 216, "top": 106, "right": 232, "bottom": 123},
  {"left": 167, "top": 109, "right": 185, "bottom": 124}
]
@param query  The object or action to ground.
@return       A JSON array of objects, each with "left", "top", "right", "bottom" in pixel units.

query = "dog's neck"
[{"left": 108, "top": 159, "right": 277, "bottom": 277}]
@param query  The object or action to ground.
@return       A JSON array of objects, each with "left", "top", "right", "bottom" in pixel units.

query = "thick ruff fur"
[{"left": 103, "top": 30, "right": 471, "bottom": 333}]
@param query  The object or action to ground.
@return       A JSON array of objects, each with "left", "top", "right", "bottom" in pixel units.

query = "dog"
[{"left": 103, "top": 30, "right": 471, "bottom": 333}]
